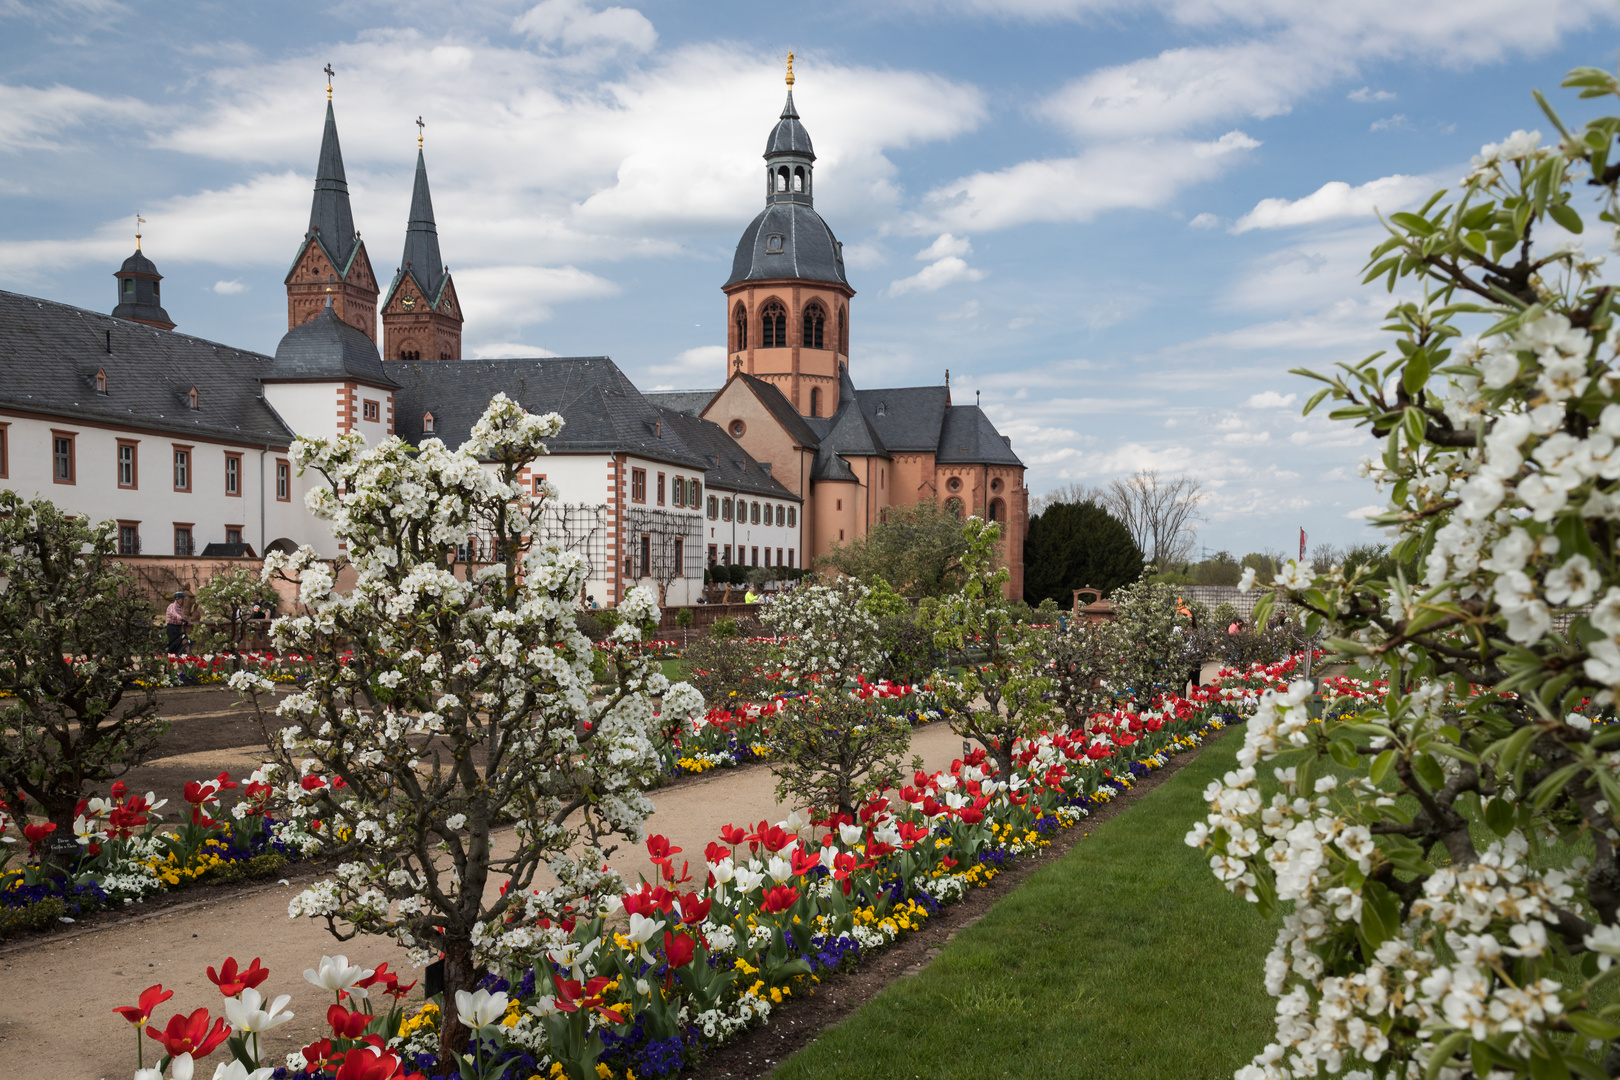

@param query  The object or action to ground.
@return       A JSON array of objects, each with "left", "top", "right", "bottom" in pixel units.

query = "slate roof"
[
  {"left": 643, "top": 390, "right": 717, "bottom": 416},
  {"left": 0, "top": 290, "right": 295, "bottom": 446},
  {"left": 267, "top": 304, "right": 398, "bottom": 388},
  {"left": 653, "top": 408, "right": 798, "bottom": 501},
  {"left": 385, "top": 148, "right": 448, "bottom": 308},
  {"left": 726, "top": 202, "right": 849, "bottom": 289},
  {"left": 735, "top": 373, "right": 820, "bottom": 447},
  {"left": 306, "top": 101, "right": 359, "bottom": 272},
  {"left": 810, "top": 364, "right": 889, "bottom": 481},
  {"left": 391, "top": 356, "right": 708, "bottom": 470},
  {"left": 855, "top": 386, "right": 950, "bottom": 453},
  {"left": 937, "top": 405, "right": 1024, "bottom": 466},
  {"left": 765, "top": 91, "right": 814, "bottom": 159}
]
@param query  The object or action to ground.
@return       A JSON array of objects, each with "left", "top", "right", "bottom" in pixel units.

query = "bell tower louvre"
[
  {"left": 285, "top": 70, "right": 380, "bottom": 343},
  {"left": 381, "top": 121, "right": 462, "bottom": 361},
  {"left": 722, "top": 53, "right": 853, "bottom": 420}
]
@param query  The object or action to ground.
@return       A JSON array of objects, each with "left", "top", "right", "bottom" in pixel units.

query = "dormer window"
[
  {"left": 765, "top": 233, "right": 784, "bottom": 254},
  {"left": 187, "top": 386, "right": 198, "bottom": 410},
  {"left": 95, "top": 369, "right": 107, "bottom": 394},
  {"left": 422, "top": 411, "right": 435, "bottom": 434},
  {"left": 123, "top": 279, "right": 135, "bottom": 296}
]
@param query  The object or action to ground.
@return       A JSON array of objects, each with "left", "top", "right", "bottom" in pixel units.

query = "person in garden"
[
  {"left": 744, "top": 587, "right": 760, "bottom": 603},
  {"left": 164, "top": 590, "right": 189, "bottom": 655}
]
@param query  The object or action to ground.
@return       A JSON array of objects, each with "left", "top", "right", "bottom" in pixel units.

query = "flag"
[{"left": 1299, "top": 527, "right": 1307, "bottom": 560}]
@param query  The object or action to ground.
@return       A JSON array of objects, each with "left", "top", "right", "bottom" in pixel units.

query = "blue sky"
[{"left": 3, "top": 0, "right": 1618, "bottom": 556}]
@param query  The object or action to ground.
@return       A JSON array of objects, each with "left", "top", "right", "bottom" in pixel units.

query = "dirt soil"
[{"left": 688, "top": 727, "right": 1229, "bottom": 1079}]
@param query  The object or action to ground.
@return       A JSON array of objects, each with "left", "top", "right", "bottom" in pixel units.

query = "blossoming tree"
[
  {"left": 233, "top": 395, "right": 702, "bottom": 1062},
  {"left": 1189, "top": 62, "right": 1620, "bottom": 1079},
  {"left": 924, "top": 518, "right": 1051, "bottom": 779}
]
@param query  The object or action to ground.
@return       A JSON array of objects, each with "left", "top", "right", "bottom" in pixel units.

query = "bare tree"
[
  {"left": 1030, "top": 481, "right": 1104, "bottom": 515},
  {"left": 626, "top": 507, "right": 702, "bottom": 605},
  {"left": 1100, "top": 470, "right": 1206, "bottom": 568}
]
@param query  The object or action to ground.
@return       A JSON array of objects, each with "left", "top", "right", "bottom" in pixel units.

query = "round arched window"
[
  {"left": 947, "top": 476, "right": 962, "bottom": 492},
  {"left": 729, "top": 419, "right": 746, "bottom": 437}
]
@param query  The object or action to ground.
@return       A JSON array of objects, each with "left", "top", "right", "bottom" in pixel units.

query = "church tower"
[
  {"left": 285, "top": 74, "right": 379, "bottom": 342},
  {"left": 381, "top": 126, "right": 462, "bottom": 361},
  {"left": 722, "top": 54, "right": 853, "bottom": 419},
  {"left": 112, "top": 220, "right": 174, "bottom": 330}
]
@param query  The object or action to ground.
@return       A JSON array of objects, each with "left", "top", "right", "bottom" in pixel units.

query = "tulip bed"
[
  {"left": 0, "top": 771, "right": 322, "bottom": 935},
  {"left": 83, "top": 658, "right": 1302, "bottom": 1080}
]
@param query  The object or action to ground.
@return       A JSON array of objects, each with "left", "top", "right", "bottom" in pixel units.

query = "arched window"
[
  {"left": 776, "top": 167, "right": 789, "bottom": 192},
  {"left": 802, "top": 302, "right": 826, "bottom": 349},
  {"left": 792, "top": 167, "right": 805, "bottom": 193},
  {"left": 989, "top": 498, "right": 1004, "bottom": 523},
  {"left": 945, "top": 497, "right": 964, "bottom": 520},
  {"left": 760, "top": 300, "right": 787, "bottom": 348},
  {"left": 733, "top": 303, "right": 748, "bottom": 351},
  {"left": 837, "top": 307, "right": 848, "bottom": 353}
]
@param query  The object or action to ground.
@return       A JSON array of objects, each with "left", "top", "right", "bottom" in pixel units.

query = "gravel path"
[{"left": 0, "top": 721, "right": 969, "bottom": 1080}]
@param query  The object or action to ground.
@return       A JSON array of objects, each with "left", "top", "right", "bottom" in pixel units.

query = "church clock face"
[{"left": 401, "top": 296, "right": 416, "bottom": 311}]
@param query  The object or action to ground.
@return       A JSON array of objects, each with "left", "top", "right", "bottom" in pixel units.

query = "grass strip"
[{"left": 774, "top": 731, "right": 1279, "bottom": 1080}]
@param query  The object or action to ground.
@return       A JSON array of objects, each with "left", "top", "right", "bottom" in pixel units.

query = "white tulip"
[
  {"left": 303, "top": 954, "right": 373, "bottom": 999},
  {"left": 454, "top": 987, "right": 509, "bottom": 1029}
]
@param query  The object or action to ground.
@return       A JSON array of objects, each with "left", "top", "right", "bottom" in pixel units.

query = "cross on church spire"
[
  {"left": 324, "top": 63, "right": 335, "bottom": 99},
  {"left": 416, "top": 115, "right": 425, "bottom": 149},
  {"left": 785, "top": 50, "right": 794, "bottom": 87}
]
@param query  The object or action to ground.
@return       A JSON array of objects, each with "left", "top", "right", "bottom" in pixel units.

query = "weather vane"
[
  {"left": 324, "top": 63, "right": 335, "bottom": 100},
  {"left": 135, "top": 214, "right": 145, "bottom": 251},
  {"left": 785, "top": 50, "right": 795, "bottom": 88},
  {"left": 416, "top": 116, "right": 425, "bottom": 150}
]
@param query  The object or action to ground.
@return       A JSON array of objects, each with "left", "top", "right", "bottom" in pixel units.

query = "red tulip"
[
  {"left": 22, "top": 821, "right": 55, "bottom": 856},
  {"left": 112, "top": 983, "right": 174, "bottom": 1025},
  {"left": 759, "top": 885, "right": 799, "bottom": 914},
  {"left": 332, "top": 1044, "right": 411, "bottom": 1080},
  {"left": 718, "top": 824, "right": 748, "bottom": 847},
  {"left": 645, "top": 834, "right": 681, "bottom": 861},
  {"left": 299, "top": 1038, "right": 341, "bottom": 1074},
  {"left": 146, "top": 1008, "right": 231, "bottom": 1059},
  {"left": 663, "top": 931, "right": 696, "bottom": 969},
  {"left": 110, "top": 780, "right": 128, "bottom": 799},
  {"left": 790, "top": 847, "right": 821, "bottom": 877},
  {"left": 328, "top": 1002, "right": 371, "bottom": 1039},
  {"left": 206, "top": 957, "right": 270, "bottom": 997}
]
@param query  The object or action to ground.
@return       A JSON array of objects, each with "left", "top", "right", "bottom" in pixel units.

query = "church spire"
[
  {"left": 307, "top": 98, "right": 358, "bottom": 270},
  {"left": 400, "top": 145, "right": 445, "bottom": 302}
]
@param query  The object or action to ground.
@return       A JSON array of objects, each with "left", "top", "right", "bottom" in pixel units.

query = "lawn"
[{"left": 774, "top": 730, "right": 1280, "bottom": 1080}]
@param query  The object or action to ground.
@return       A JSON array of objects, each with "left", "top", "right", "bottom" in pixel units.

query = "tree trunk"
[{"left": 438, "top": 934, "right": 477, "bottom": 1064}]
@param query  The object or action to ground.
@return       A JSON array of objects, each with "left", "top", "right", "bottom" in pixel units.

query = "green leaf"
[
  {"left": 1369, "top": 749, "right": 1396, "bottom": 786},
  {"left": 1425, "top": 1032, "right": 1470, "bottom": 1080},
  {"left": 1390, "top": 211, "right": 1437, "bottom": 236},
  {"left": 1403, "top": 407, "right": 1427, "bottom": 447},
  {"left": 1529, "top": 1043, "right": 1573, "bottom": 1080},
  {"left": 1403, "top": 352, "right": 1432, "bottom": 394},
  {"left": 1530, "top": 763, "right": 1584, "bottom": 811},
  {"left": 1412, "top": 752, "right": 1446, "bottom": 791},
  {"left": 1564, "top": 1012, "right": 1620, "bottom": 1041},
  {"left": 1329, "top": 738, "right": 1360, "bottom": 769},
  {"left": 1484, "top": 797, "right": 1515, "bottom": 837},
  {"left": 1549, "top": 201, "right": 1585, "bottom": 234},
  {"left": 1302, "top": 388, "right": 1331, "bottom": 416}
]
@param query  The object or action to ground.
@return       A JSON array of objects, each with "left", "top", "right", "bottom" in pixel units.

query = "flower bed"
[
  {"left": 0, "top": 769, "right": 322, "bottom": 935},
  {"left": 98, "top": 659, "right": 1288, "bottom": 1080}
]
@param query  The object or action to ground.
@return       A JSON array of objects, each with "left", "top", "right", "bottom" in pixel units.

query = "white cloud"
[
  {"left": 1345, "top": 504, "right": 1385, "bottom": 519},
  {"left": 917, "top": 233, "right": 973, "bottom": 260},
  {"left": 643, "top": 344, "right": 725, "bottom": 382},
  {"left": 470, "top": 341, "right": 562, "bottom": 359},
  {"left": 1348, "top": 86, "right": 1396, "bottom": 103},
  {"left": 916, "top": 130, "right": 1258, "bottom": 232},
  {"left": 1244, "top": 390, "right": 1297, "bottom": 408},
  {"left": 512, "top": 0, "right": 657, "bottom": 54},
  {"left": 454, "top": 264, "right": 620, "bottom": 333},
  {"left": 1008, "top": 315, "right": 1035, "bottom": 330},
  {"left": 0, "top": 82, "right": 149, "bottom": 152},
  {"left": 888, "top": 255, "right": 987, "bottom": 296},
  {"left": 1189, "top": 212, "right": 1221, "bottom": 229},
  {"left": 211, "top": 279, "right": 248, "bottom": 294},
  {"left": 1232, "top": 174, "right": 1433, "bottom": 233},
  {"left": 1369, "top": 114, "right": 1414, "bottom": 132}
]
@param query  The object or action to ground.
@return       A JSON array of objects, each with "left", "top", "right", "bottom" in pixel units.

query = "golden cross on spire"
[
  {"left": 785, "top": 50, "right": 795, "bottom": 87},
  {"left": 324, "top": 63, "right": 335, "bottom": 99},
  {"left": 135, "top": 214, "right": 145, "bottom": 251},
  {"left": 416, "top": 116, "right": 425, "bottom": 150}
]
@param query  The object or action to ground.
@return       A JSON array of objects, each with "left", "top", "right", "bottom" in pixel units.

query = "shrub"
[
  {"left": 675, "top": 607, "right": 694, "bottom": 629},
  {"left": 1107, "top": 579, "right": 1195, "bottom": 697},
  {"left": 874, "top": 614, "right": 939, "bottom": 686},
  {"left": 766, "top": 692, "right": 915, "bottom": 820},
  {"left": 709, "top": 615, "right": 740, "bottom": 639},
  {"left": 0, "top": 494, "right": 170, "bottom": 852},
  {"left": 760, "top": 577, "right": 882, "bottom": 684},
  {"left": 680, "top": 633, "right": 773, "bottom": 704}
]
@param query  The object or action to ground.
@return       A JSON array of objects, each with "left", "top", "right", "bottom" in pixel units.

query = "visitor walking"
[{"left": 165, "top": 590, "right": 190, "bottom": 655}]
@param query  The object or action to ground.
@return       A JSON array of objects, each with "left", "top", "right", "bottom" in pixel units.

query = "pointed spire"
[
  {"left": 400, "top": 147, "right": 445, "bottom": 301},
  {"left": 308, "top": 99, "right": 358, "bottom": 270}
]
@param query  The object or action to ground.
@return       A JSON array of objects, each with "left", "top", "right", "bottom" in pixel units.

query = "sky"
[{"left": 3, "top": 0, "right": 1619, "bottom": 557}]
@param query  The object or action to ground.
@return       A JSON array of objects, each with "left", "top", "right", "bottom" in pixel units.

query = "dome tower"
[
  {"left": 112, "top": 219, "right": 175, "bottom": 330},
  {"left": 722, "top": 54, "right": 853, "bottom": 419}
]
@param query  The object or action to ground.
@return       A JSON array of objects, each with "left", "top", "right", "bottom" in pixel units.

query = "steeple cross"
[
  {"left": 324, "top": 63, "right": 335, "bottom": 99},
  {"left": 416, "top": 115, "right": 425, "bottom": 149}
]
